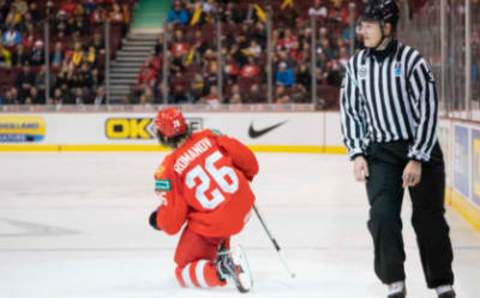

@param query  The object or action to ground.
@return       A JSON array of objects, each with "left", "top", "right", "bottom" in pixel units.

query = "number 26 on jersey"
[{"left": 186, "top": 150, "right": 239, "bottom": 209}]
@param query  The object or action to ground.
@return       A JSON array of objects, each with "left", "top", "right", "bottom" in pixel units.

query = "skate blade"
[{"left": 231, "top": 244, "right": 253, "bottom": 293}]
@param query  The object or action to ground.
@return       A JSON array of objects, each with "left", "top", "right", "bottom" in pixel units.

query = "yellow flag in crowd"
[
  {"left": 190, "top": 4, "right": 202, "bottom": 26},
  {"left": 281, "top": 0, "right": 294, "bottom": 10},
  {"left": 185, "top": 49, "right": 195, "bottom": 65},
  {"left": 254, "top": 4, "right": 267, "bottom": 22}
]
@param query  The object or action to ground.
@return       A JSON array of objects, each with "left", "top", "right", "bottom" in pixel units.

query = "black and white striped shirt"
[{"left": 340, "top": 40, "right": 438, "bottom": 162}]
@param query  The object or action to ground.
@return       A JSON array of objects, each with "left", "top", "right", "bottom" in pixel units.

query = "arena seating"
[{"left": 134, "top": 0, "right": 363, "bottom": 107}]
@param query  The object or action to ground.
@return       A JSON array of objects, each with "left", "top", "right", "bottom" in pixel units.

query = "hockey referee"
[{"left": 340, "top": 1, "right": 455, "bottom": 297}]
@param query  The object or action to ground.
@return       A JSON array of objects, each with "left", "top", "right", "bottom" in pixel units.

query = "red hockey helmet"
[{"left": 155, "top": 107, "right": 188, "bottom": 138}]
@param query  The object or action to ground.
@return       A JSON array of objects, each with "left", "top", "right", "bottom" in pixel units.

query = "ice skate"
[
  {"left": 217, "top": 244, "right": 253, "bottom": 293},
  {"left": 437, "top": 285, "right": 456, "bottom": 298},
  {"left": 387, "top": 281, "right": 406, "bottom": 298}
]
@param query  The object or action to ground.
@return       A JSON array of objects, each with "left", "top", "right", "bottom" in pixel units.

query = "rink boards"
[
  {"left": 0, "top": 111, "right": 479, "bottom": 229},
  {"left": 0, "top": 112, "right": 345, "bottom": 153},
  {"left": 439, "top": 118, "right": 480, "bottom": 230}
]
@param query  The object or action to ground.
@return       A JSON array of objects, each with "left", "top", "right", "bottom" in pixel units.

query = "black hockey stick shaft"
[
  {"left": 253, "top": 204, "right": 296, "bottom": 278},
  {"left": 253, "top": 205, "right": 281, "bottom": 251}
]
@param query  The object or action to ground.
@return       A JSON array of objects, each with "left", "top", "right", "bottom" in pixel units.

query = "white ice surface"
[{"left": 0, "top": 152, "right": 479, "bottom": 298}]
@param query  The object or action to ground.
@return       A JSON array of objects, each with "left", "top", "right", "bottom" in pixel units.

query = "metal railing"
[
  {"left": 0, "top": 3, "right": 357, "bottom": 111},
  {"left": 0, "top": 103, "right": 316, "bottom": 113},
  {"left": 137, "top": 5, "right": 358, "bottom": 109},
  {"left": 0, "top": 17, "right": 114, "bottom": 106},
  {"left": 399, "top": 0, "right": 480, "bottom": 121},
  {"left": 153, "top": 5, "right": 356, "bottom": 109},
  {"left": 1, "top": 1, "right": 477, "bottom": 119}
]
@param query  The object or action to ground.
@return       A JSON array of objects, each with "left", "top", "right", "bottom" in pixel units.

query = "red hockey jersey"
[{"left": 153, "top": 129, "right": 259, "bottom": 238}]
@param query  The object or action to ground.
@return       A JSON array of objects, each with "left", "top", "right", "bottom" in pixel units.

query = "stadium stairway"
[
  {"left": 108, "top": 0, "right": 170, "bottom": 103},
  {"left": 109, "top": 33, "right": 158, "bottom": 102}
]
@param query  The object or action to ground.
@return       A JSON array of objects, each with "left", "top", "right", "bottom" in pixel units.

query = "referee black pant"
[{"left": 365, "top": 141, "right": 454, "bottom": 288}]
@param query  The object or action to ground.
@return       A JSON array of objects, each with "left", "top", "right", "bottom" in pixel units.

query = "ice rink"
[{"left": 1, "top": 152, "right": 479, "bottom": 298}]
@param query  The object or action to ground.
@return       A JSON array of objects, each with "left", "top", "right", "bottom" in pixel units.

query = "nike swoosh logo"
[{"left": 248, "top": 121, "right": 288, "bottom": 139}]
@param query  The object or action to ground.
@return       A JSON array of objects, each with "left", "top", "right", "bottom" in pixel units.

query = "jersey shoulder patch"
[{"left": 155, "top": 179, "right": 171, "bottom": 191}]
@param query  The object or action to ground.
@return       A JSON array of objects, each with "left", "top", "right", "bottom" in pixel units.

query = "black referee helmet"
[{"left": 361, "top": 0, "right": 400, "bottom": 28}]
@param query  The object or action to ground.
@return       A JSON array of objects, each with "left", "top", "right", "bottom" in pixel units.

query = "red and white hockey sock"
[{"left": 175, "top": 260, "right": 226, "bottom": 288}]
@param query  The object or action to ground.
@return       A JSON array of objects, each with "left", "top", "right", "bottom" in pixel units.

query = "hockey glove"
[{"left": 149, "top": 210, "right": 162, "bottom": 231}]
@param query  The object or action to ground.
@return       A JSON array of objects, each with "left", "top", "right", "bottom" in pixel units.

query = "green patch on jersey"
[{"left": 155, "top": 179, "right": 171, "bottom": 191}]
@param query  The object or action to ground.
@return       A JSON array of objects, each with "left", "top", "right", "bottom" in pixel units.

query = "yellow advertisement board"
[
  {"left": 105, "top": 118, "right": 153, "bottom": 139},
  {"left": 0, "top": 115, "right": 46, "bottom": 142},
  {"left": 473, "top": 137, "right": 480, "bottom": 201}
]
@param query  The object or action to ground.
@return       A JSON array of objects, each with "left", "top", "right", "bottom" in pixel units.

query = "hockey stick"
[{"left": 253, "top": 204, "right": 296, "bottom": 278}]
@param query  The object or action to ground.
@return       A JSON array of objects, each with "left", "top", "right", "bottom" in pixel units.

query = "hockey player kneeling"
[{"left": 149, "top": 107, "right": 257, "bottom": 293}]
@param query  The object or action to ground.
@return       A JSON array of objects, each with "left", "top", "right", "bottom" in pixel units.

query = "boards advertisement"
[
  {"left": 453, "top": 125, "right": 470, "bottom": 197},
  {"left": 0, "top": 115, "right": 45, "bottom": 142},
  {"left": 0, "top": 112, "right": 345, "bottom": 153},
  {"left": 472, "top": 128, "right": 480, "bottom": 207}
]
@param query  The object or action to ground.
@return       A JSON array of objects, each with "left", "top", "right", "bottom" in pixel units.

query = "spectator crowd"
[
  {"left": 0, "top": 0, "right": 477, "bottom": 109},
  {"left": 0, "top": 0, "right": 362, "bottom": 106},
  {"left": 0, "top": 0, "right": 135, "bottom": 105},
  {"left": 133, "top": 0, "right": 360, "bottom": 107}
]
